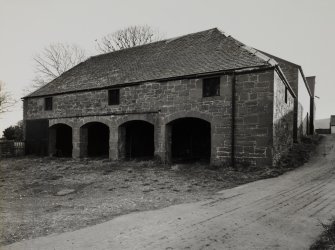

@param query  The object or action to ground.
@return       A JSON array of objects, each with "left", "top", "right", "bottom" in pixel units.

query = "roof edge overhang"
[
  {"left": 274, "top": 65, "right": 297, "bottom": 98},
  {"left": 298, "top": 66, "right": 313, "bottom": 97},
  {"left": 255, "top": 49, "right": 312, "bottom": 98},
  {"left": 23, "top": 65, "right": 277, "bottom": 100},
  {"left": 235, "top": 43, "right": 296, "bottom": 98}
]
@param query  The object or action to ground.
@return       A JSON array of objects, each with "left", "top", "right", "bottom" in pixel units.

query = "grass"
[
  {"left": 264, "top": 135, "right": 323, "bottom": 177},
  {"left": 310, "top": 219, "right": 335, "bottom": 250}
]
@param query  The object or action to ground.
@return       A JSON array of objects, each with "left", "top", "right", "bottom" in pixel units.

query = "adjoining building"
[
  {"left": 23, "top": 28, "right": 315, "bottom": 167},
  {"left": 331, "top": 115, "right": 335, "bottom": 134}
]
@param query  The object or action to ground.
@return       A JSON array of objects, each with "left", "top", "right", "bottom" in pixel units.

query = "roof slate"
[{"left": 27, "top": 28, "right": 273, "bottom": 98}]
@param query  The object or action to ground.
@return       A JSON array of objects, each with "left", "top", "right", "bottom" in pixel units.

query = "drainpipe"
[{"left": 231, "top": 72, "right": 236, "bottom": 169}]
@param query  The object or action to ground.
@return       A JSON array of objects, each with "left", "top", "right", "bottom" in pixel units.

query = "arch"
[
  {"left": 80, "top": 122, "right": 110, "bottom": 158},
  {"left": 49, "top": 123, "right": 73, "bottom": 157},
  {"left": 79, "top": 118, "right": 111, "bottom": 128},
  {"left": 49, "top": 120, "right": 74, "bottom": 128},
  {"left": 166, "top": 117, "right": 211, "bottom": 163},
  {"left": 116, "top": 115, "right": 155, "bottom": 128},
  {"left": 163, "top": 111, "right": 213, "bottom": 125},
  {"left": 118, "top": 120, "right": 154, "bottom": 160}
]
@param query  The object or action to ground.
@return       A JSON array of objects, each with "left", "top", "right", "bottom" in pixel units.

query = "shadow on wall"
[
  {"left": 273, "top": 110, "right": 295, "bottom": 165},
  {"left": 297, "top": 102, "right": 310, "bottom": 139}
]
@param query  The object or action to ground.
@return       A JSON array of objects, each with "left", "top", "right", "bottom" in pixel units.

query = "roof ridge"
[
  {"left": 257, "top": 50, "right": 300, "bottom": 67},
  {"left": 227, "top": 36, "right": 278, "bottom": 66},
  {"left": 165, "top": 28, "right": 220, "bottom": 43},
  {"left": 216, "top": 28, "right": 229, "bottom": 37},
  {"left": 26, "top": 28, "right": 276, "bottom": 98},
  {"left": 91, "top": 28, "right": 221, "bottom": 59}
]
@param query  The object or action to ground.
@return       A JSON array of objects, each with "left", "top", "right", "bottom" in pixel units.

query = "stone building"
[
  {"left": 23, "top": 28, "right": 315, "bottom": 167},
  {"left": 258, "top": 53, "right": 316, "bottom": 140},
  {"left": 331, "top": 116, "right": 335, "bottom": 134}
]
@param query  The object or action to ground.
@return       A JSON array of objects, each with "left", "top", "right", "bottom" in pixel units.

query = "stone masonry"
[{"left": 24, "top": 67, "right": 294, "bottom": 167}]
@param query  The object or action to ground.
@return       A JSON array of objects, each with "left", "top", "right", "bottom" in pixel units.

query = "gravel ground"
[
  {"left": 1, "top": 135, "right": 330, "bottom": 250},
  {"left": 0, "top": 157, "right": 269, "bottom": 246}
]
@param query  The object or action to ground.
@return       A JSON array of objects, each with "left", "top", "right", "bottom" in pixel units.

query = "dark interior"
[
  {"left": 26, "top": 119, "right": 49, "bottom": 156},
  {"left": 87, "top": 122, "right": 109, "bottom": 157},
  {"left": 170, "top": 118, "right": 210, "bottom": 163},
  {"left": 54, "top": 124, "right": 72, "bottom": 157},
  {"left": 123, "top": 121, "right": 154, "bottom": 160}
]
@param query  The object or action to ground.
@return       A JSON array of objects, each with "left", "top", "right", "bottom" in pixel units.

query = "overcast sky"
[{"left": 0, "top": 0, "right": 334, "bottom": 134}]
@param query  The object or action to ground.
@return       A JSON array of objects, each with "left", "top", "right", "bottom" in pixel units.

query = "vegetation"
[
  {"left": 0, "top": 81, "right": 16, "bottom": 115},
  {"left": 95, "top": 25, "right": 163, "bottom": 53},
  {"left": 32, "top": 43, "right": 87, "bottom": 89},
  {"left": 29, "top": 25, "right": 162, "bottom": 92},
  {"left": 310, "top": 219, "right": 335, "bottom": 249},
  {"left": 2, "top": 121, "right": 23, "bottom": 140},
  {"left": 264, "top": 135, "right": 323, "bottom": 177}
]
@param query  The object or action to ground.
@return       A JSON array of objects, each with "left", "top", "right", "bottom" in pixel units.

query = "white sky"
[{"left": 0, "top": 0, "right": 334, "bottom": 134}]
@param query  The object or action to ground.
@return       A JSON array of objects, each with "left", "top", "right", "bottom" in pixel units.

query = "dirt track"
[{"left": 2, "top": 135, "right": 335, "bottom": 250}]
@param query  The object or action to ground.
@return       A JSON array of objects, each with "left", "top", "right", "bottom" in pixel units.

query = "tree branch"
[{"left": 95, "top": 25, "right": 163, "bottom": 53}]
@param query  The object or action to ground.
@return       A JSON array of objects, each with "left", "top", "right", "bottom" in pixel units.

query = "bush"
[
  {"left": 310, "top": 219, "right": 335, "bottom": 249},
  {"left": 2, "top": 121, "right": 23, "bottom": 140}
]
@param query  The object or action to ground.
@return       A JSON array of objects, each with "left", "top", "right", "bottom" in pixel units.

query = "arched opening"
[
  {"left": 119, "top": 120, "right": 154, "bottom": 160},
  {"left": 166, "top": 118, "right": 211, "bottom": 163},
  {"left": 81, "top": 122, "right": 109, "bottom": 158},
  {"left": 49, "top": 124, "right": 72, "bottom": 157}
]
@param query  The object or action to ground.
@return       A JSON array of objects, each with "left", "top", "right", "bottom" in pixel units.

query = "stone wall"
[
  {"left": 234, "top": 70, "right": 275, "bottom": 167},
  {"left": 24, "top": 68, "right": 287, "bottom": 168},
  {"left": 272, "top": 58, "right": 312, "bottom": 141},
  {"left": 272, "top": 71, "right": 295, "bottom": 165},
  {"left": 272, "top": 59, "right": 299, "bottom": 141},
  {"left": 25, "top": 76, "right": 233, "bottom": 165}
]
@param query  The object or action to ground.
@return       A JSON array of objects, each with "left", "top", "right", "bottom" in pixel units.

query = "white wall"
[{"left": 297, "top": 72, "right": 311, "bottom": 136}]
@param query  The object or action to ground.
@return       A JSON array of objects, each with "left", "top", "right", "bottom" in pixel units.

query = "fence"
[
  {"left": 0, "top": 140, "right": 25, "bottom": 158},
  {"left": 315, "top": 129, "right": 331, "bottom": 134}
]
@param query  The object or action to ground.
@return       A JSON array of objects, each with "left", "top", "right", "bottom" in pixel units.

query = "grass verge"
[
  {"left": 264, "top": 135, "right": 323, "bottom": 177},
  {"left": 310, "top": 219, "right": 335, "bottom": 250}
]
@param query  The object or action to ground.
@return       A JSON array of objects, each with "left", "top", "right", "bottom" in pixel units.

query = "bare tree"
[
  {"left": 0, "top": 81, "right": 16, "bottom": 115},
  {"left": 95, "top": 25, "right": 163, "bottom": 53},
  {"left": 32, "top": 43, "right": 87, "bottom": 88}
]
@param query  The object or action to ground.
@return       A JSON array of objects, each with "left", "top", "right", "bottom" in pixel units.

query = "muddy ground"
[{"left": 0, "top": 158, "right": 274, "bottom": 246}]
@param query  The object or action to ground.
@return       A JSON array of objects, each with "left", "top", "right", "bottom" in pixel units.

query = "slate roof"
[
  {"left": 331, "top": 115, "right": 335, "bottom": 126},
  {"left": 27, "top": 28, "right": 276, "bottom": 98},
  {"left": 258, "top": 50, "right": 313, "bottom": 97},
  {"left": 257, "top": 50, "right": 300, "bottom": 67}
]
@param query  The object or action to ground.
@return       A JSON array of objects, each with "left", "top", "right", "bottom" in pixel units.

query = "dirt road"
[{"left": 3, "top": 135, "right": 335, "bottom": 250}]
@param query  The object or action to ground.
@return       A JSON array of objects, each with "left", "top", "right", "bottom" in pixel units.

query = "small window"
[
  {"left": 44, "top": 97, "right": 53, "bottom": 111},
  {"left": 108, "top": 89, "right": 120, "bottom": 105},
  {"left": 203, "top": 77, "right": 220, "bottom": 97},
  {"left": 285, "top": 87, "right": 288, "bottom": 104}
]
